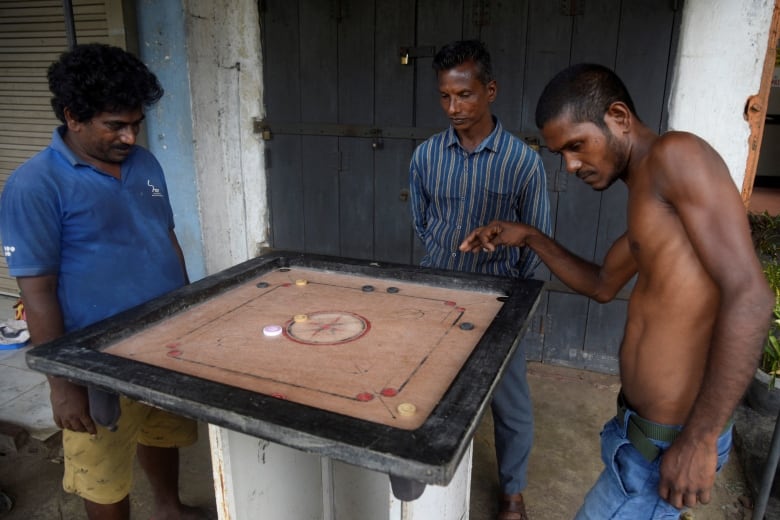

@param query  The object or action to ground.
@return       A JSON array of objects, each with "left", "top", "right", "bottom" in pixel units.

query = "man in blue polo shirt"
[{"left": 0, "top": 44, "right": 207, "bottom": 520}]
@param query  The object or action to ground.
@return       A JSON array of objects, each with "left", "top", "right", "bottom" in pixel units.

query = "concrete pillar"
[{"left": 667, "top": 0, "right": 775, "bottom": 190}]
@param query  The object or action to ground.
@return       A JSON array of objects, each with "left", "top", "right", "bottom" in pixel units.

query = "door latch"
[{"left": 399, "top": 46, "right": 436, "bottom": 65}]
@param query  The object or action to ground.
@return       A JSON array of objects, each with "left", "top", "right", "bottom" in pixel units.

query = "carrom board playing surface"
[
  {"left": 104, "top": 267, "right": 505, "bottom": 430},
  {"left": 26, "top": 252, "right": 543, "bottom": 485}
]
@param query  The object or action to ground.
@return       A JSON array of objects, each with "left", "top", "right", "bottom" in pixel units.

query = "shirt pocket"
[{"left": 472, "top": 187, "right": 515, "bottom": 223}]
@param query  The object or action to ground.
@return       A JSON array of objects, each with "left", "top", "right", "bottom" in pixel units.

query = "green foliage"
[
  {"left": 749, "top": 211, "right": 780, "bottom": 260},
  {"left": 760, "top": 260, "right": 780, "bottom": 388},
  {"left": 751, "top": 212, "right": 780, "bottom": 388}
]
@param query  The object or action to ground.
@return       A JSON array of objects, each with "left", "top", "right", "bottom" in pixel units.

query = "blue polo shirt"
[{"left": 0, "top": 127, "right": 185, "bottom": 332}]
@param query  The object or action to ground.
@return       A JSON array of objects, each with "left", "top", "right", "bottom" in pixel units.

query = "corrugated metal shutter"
[{"left": 0, "top": 0, "right": 126, "bottom": 296}]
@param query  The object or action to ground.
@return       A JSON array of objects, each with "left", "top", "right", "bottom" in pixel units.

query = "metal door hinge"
[{"left": 254, "top": 119, "right": 272, "bottom": 140}]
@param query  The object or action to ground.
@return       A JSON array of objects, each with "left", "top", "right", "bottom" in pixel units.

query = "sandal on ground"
[{"left": 498, "top": 492, "right": 528, "bottom": 520}]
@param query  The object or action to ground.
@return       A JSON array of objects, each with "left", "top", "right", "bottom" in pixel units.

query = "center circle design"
[{"left": 284, "top": 311, "right": 370, "bottom": 345}]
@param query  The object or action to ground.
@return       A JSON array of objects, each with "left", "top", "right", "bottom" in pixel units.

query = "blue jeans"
[
  {"left": 574, "top": 408, "right": 733, "bottom": 519},
  {"left": 491, "top": 346, "right": 533, "bottom": 494}
]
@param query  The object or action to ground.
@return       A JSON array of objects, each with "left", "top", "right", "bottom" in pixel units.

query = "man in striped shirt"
[{"left": 409, "top": 40, "right": 551, "bottom": 520}]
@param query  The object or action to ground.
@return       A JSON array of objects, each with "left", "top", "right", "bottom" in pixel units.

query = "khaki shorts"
[{"left": 62, "top": 396, "right": 197, "bottom": 504}]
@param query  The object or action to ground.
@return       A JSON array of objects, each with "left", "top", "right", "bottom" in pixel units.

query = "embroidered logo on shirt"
[
  {"left": 2, "top": 245, "right": 14, "bottom": 258},
  {"left": 147, "top": 180, "right": 163, "bottom": 197}
]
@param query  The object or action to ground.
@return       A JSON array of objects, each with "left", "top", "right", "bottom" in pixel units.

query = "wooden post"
[{"left": 742, "top": 0, "right": 780, "bottom": 207}]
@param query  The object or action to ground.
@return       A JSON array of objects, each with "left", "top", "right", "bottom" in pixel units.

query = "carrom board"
[
  {"left": 26, "top": 251, "right": 543, "bottom": 485},
  {"left": 105, "top": 267, "right": 505, "bottom": 430}
]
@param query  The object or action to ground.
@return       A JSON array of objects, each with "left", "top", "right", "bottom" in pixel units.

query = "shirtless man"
[{"left": 459, "top": 63, "right": 774, "bottom": 518}]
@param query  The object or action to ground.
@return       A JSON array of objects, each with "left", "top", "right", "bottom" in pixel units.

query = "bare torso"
[{"left": 620, "top": 138, "right": 720, "bottom": 425}]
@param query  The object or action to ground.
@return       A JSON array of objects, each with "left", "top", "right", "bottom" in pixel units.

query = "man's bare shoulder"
[
  {"left": 642, "top": 130, "right": 731, "bottom": 186},
  {"left": 650, "top": 131, "right": 717, "bottom": 161}
]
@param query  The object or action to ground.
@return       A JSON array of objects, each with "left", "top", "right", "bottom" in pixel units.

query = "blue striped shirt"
[{"left": 410, "top": 118, "right": 551, "bottom": 278}]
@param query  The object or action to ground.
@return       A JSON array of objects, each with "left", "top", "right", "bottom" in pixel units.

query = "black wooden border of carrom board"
[{"left": 26, "top": 250, "right": 544, "bottom": 487}]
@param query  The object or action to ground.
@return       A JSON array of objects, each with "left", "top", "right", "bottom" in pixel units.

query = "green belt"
[
  {"left": 617, "top": 393, "right": 680, "bottom": 462},
  {"left": 616, "top": 392, "right": 734, "bottom": 463}
]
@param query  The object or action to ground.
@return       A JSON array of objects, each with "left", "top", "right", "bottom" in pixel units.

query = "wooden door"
[{"left": 260, "top": 0, "right": 682, "bottom": 371}]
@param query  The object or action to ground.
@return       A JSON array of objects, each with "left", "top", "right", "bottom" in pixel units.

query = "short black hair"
[
  {"left": 432, "top": 40, "right": 493, "bottom": 84},
  {"left": 535, "top": 63, "right": 638, "bottom": 130},
  {"left": 48, "top": 43, "right": 164, "bottom": 123}
]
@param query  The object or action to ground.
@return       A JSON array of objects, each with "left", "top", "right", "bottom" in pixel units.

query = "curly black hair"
[
  {"left": 47, "top": 43, "right": 164, "bottom": 123},
  {"left": 432, "top": 40, "right": 493, "bottom": 85}
]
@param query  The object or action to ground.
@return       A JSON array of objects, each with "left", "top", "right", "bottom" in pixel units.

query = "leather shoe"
[{"left": 498, "top": 492, "right": 528, "bottom": 520}]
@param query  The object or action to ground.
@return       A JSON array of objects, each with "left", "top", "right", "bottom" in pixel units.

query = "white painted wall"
[
  {"left": 668, "top": 0, "right": 775, "bottom": 190},
  {"left": 184, "top": 0, "right": 268, "bottom": 274}
]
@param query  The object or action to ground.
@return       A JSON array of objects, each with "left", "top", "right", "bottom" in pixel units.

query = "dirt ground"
[{"left": 0, "top": 363, "right": 755, "bottom": 519}]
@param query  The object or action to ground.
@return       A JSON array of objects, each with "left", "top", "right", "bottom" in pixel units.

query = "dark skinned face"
[
  {"left": 437, "top": 61, "right": 496, "bottom": 135},
  {"left": 541, "top": 112, "right": 629, "bottom": 191}
]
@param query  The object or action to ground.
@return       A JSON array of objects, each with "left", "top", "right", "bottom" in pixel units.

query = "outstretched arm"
[{"left": 460, "top": 221, "right": 636, "bottom": 302}]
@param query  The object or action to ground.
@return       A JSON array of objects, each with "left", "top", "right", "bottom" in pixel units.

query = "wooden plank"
[
  {"left": 374, "top": 139, "right": 417, "bottom": 264},
  {"left": 337, "top": 0, "right": 375, "bottom": 259},
  {"left": 263, "top": 0, "right": 304, "bottom": 251},
  {"left": 570, "top": 0, "right": 619, "bottom": 65},
  {"left": 614, "top": 0, "right": 676, "bottom": 132},
  {"left": 267, "top": 136, "right": 305, "bottom": 252},
  {"left": 338, "top": 137, "right": 374, "bottom": 259},
  {"left": 373, "top": 0, "right": 416, "bottom": 265},
  {"left": 583, "top": 298, "right": 626, "bottom": 371},
  {"left": 520, "top": 0, "right": 571, "bottom": 131},
  {"left": 519, "top": 290, "right": 548, "bottom": 361},
  {"left": 414, "top": 0, "right": 464, "bottom": 129},
  {"left": 301, "top": 138, "right": 340, "bottom": 255},
  {"left": 338, "top": 0, "right": 374, "bottom": 127},
  {"left": 299, "top": 0, "right": 339, "bottom": 255},
  {"left": 477, "top": 0, "right": 530, "bottom": 132},
  {"left": 541, "top": 292, "right": 589, "bottom": 365}
]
